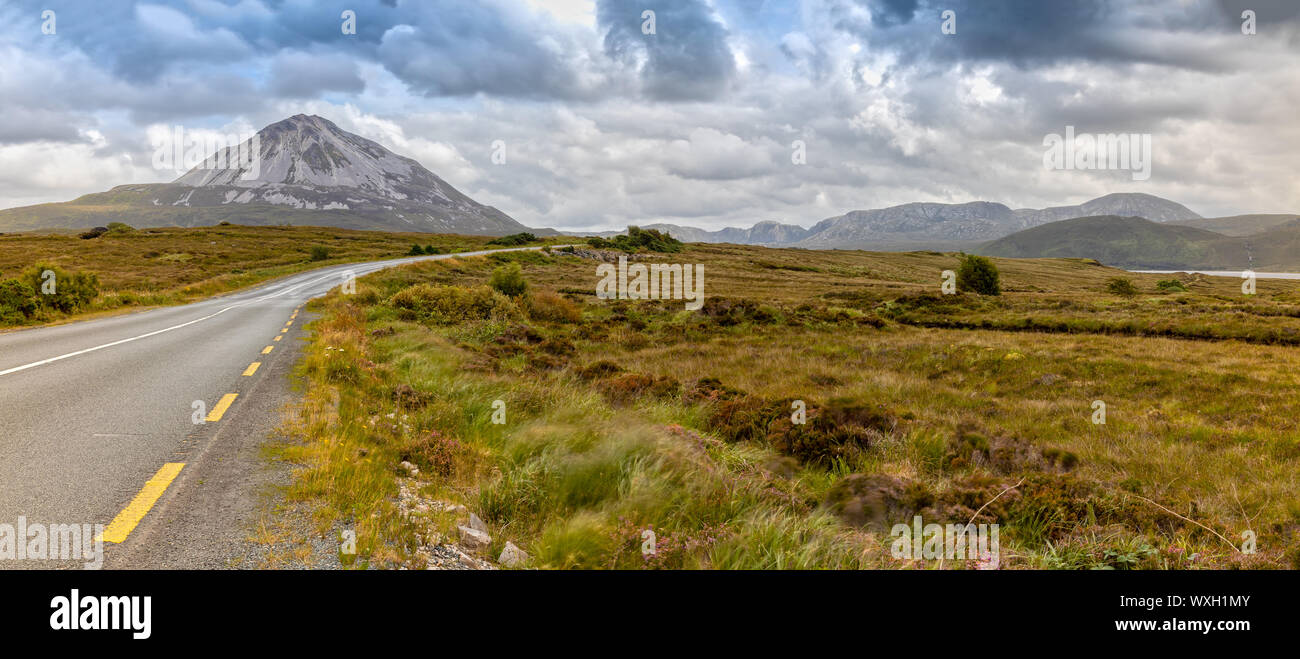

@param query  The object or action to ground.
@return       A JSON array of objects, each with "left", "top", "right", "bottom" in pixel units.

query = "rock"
[
  {"left": 457, "top": 525, "right": 491, "bottom": 552},
  {"left": 399, "top": 460, "right": 419, "bottom": 476},
  {"left": 468, "top": 513, "right": 489, "bottom": 534},
  {"left": 499, "top": 541, "right": 529, "bottom": 567}
]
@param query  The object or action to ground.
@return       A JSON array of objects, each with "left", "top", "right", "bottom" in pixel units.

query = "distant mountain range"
[
  {"left": 0, "top": 115, "right": 535, "bottom": 235},
  {"left": 585, "top": 193, "right": 1203, "bottom": 250}
]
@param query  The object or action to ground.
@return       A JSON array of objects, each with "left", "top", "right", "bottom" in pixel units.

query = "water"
[{"left": 1129, "top": 270, "right": 1300, "bottom": 280}]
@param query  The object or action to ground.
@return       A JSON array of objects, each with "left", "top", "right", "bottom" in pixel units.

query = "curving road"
[{"left": 0, "top": 248, "right": 534, "bottom": 569}]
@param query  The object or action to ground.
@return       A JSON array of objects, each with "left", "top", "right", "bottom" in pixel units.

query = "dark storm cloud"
[
  {"left": 374, "top": 2, "right": 588, "bottom": 99},
  {"left": 597, "top": 0, "right": 736, "bottom": 100},
  {"left": 269, "top": 51, "right": 365, "bottom": 98},
  {"left": 868, "top": 0, "right": 918, "bottom": 28},
  {"left": 27, "top": 0, "right": 595, "bottom": 101},
  {"left": 846, "top": 0, "right": 1246, "bottom": 71}
]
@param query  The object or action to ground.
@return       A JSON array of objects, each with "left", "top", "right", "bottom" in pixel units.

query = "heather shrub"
[{"left": 389, "top": 284, "right": 521, "bottom": 324}]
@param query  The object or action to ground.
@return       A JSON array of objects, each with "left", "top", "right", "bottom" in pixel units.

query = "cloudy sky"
[{"left": 0, "top": 0, "right": 1297, "bottom": 230}]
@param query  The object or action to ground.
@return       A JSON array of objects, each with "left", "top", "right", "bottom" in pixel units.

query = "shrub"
[
  {"left": 309, "top": 246, "right": 330, "bottom": 261},
  {"left": 487, "top": 232, "right": 539, "bottom": 246},
  {"left": 79, "top": 227, "right": 108, "bottom": 240},
  {"left": 400, "top": 430, "right": 467, "bottom": 477},
  {"left": 766, "top": 398, "right": 897, "bottom": 466},
  {"left": 587, "top": 226, "right": 683, "bottom": 253},
  {"left": 388, "top": 284, "right": 521, "bottom": 324},
  {"left": 1106, "top": 277, "right": 1138, "bottom": 296},
  {"left": 21, "top": 264, "right": 98, "bottom": 313},
  {"left": 407, "top": 244, "right": 426, "bottom": 256},
  {"left": 0, "top": 278, "right": 38, "bottom": 322},
  {"left": 424, "top": 245, "right": 443, "bottom": 255},
  {"left": 489, "top": 262, "right": 528, "bottom": 297},
  {"left": 1156, "top": 279, "right": 1188, "bottom": 293},
  {"left": 528, "top": 290, "right": 582, "bottom": 323},
  {"left": 956, "top": 254, "right": 1001, "bottom": 296},
  {"left": 105, "top": 222, "right": 135, "bottom": 235}
]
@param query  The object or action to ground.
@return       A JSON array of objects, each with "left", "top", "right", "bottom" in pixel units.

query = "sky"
[{"left": 0, "top": 0, "right": 1297, "bottom": 231}]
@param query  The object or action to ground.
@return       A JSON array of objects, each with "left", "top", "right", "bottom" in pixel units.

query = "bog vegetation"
[
  {"left": 275, "top": 244, "right": 1300, "bottom": 569},
  {"left": 0, "top": 224, "right": 566, "bottom": 329}
]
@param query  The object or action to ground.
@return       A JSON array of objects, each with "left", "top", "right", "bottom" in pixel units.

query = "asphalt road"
[{"left": 0, "top": 248, "right": 530, "bottom": 569}]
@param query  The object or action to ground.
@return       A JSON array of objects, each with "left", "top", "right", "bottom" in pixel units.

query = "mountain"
[
  {"left": 979, "top": 215, "right": 1247, "bottom": 269},
  {"left": 1016, "top": 193, "right": 1201, "bottom": 225},
  {"left": 1167, "top": 214, "right": 1300, "bottom": 237},
  {"left": 0, "top": 115, "right": 534, "bottom": 235},
  {"left": 792, "top": 193, "right": 1201, "bottom": 250},
  {"left": 578, "top": 194, "right": 1204, "bottom": 252},
  {"left": 796, "top": 201, "right": 1020, "bottom": 248}
]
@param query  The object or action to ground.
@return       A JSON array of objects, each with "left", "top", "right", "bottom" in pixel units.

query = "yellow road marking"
[
  {"left": 285, "top": 320, "right": 293, "bottom": 327},
  {"left": 206, "top": 393, "right": 238, "bottom": 422},
  {"left": 273, "top": 335, "right": 282, "bottom": 342},
  {"left": 96, "top": 463, "right": 185, "bottom": 543},
  {"left": 280, "top": 328, "right": 288, "bottom": 334},
  {"left": 242, "top": 362, "right": 261, "bottom": 376},
  {"left": 262, "top": 345, "right": 274, "bottom": 354}
]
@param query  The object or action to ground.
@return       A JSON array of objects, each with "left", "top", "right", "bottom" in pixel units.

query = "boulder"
[
  {"left": 499, "top": 541, "right": 529, "bottom": 567},
  {"left": 457, "top": 526, "right": 490, "bottom": 552}
]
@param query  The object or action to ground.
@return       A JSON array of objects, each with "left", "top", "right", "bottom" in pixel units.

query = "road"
[{"left": 0, "top": 248, "right": 529, "bottom": 568}]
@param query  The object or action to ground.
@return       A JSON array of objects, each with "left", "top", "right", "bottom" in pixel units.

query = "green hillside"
[
  {"left": 1169, "top": 213, "right": 1300, "bottom": 236},
  {"left": 979, "top": 215, "right": 1248, "bottom": 269}
]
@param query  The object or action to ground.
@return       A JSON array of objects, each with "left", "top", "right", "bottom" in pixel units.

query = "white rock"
[
  {"left": 468, "top": 513, "right": 489, "bottom": 534},
  {"left": 457, "top": 525, "right": 490, "bottom": 552},
  {"left": 499, "top": 541, "right": 529, "bottom": 567}
]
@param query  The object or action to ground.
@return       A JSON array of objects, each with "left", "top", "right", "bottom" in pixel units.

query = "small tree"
[
  {"left": 956, "top": 254, "right": 1001, "bottom": 296},
  {"left": 1106, "top": 277, "right": 1138, "bottom": 296},
  {"left": 309, "top": 246, "right": 330, "bottom": 261},
  {"left": 407, "top": 244, "right": 426, "bottom": 256},
  {"left": 489, "top": 262, "right": 528, "bottom": 297}
]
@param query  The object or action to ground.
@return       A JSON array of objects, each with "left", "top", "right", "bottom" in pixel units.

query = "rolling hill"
[
  {"left": 1168, "top": 214, "right": 1300, "bottom": 236},
  {"left": 979, "top": 215, "right": 1249, "bottom": 269}
]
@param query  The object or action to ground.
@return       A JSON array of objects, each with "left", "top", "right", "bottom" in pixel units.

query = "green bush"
[
  {"left": 0, "top": 278, "right": 38, "bottom": 323},
  {"left": 1106, "top": 277, "right": 1138, "bottom": 296},
  {"left": 309, "top": 246, "right": 330, "bottom": 261},
  {"left": 388, "top": 284, "right": 521, "bottom": 325},
  {"left": 489, "top": 262, "right": 528, "bottom": 297},
  {"left": 487, "top": 232, "right": 539, "bottom": 246},
  {"left": 21, "top": 264, "right": 99, "bottom": 313},
  {"left": 956, "top": 254, "right": 1001, "bottom": 296},
  {"left": 1156, "top": 279, "right": 1188, "bottom": 293},
  {"left": 407, "top": 244, "right": 426, "bottom": 256},
  {"left": 424, "top": 245, "right": 443, "bottom": 255},
  {"left": 586, "top": 226, "right": 683, "bottom": 253},
  {"left": 105, "top": 222, "right": 135, "bottom": 235}
]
